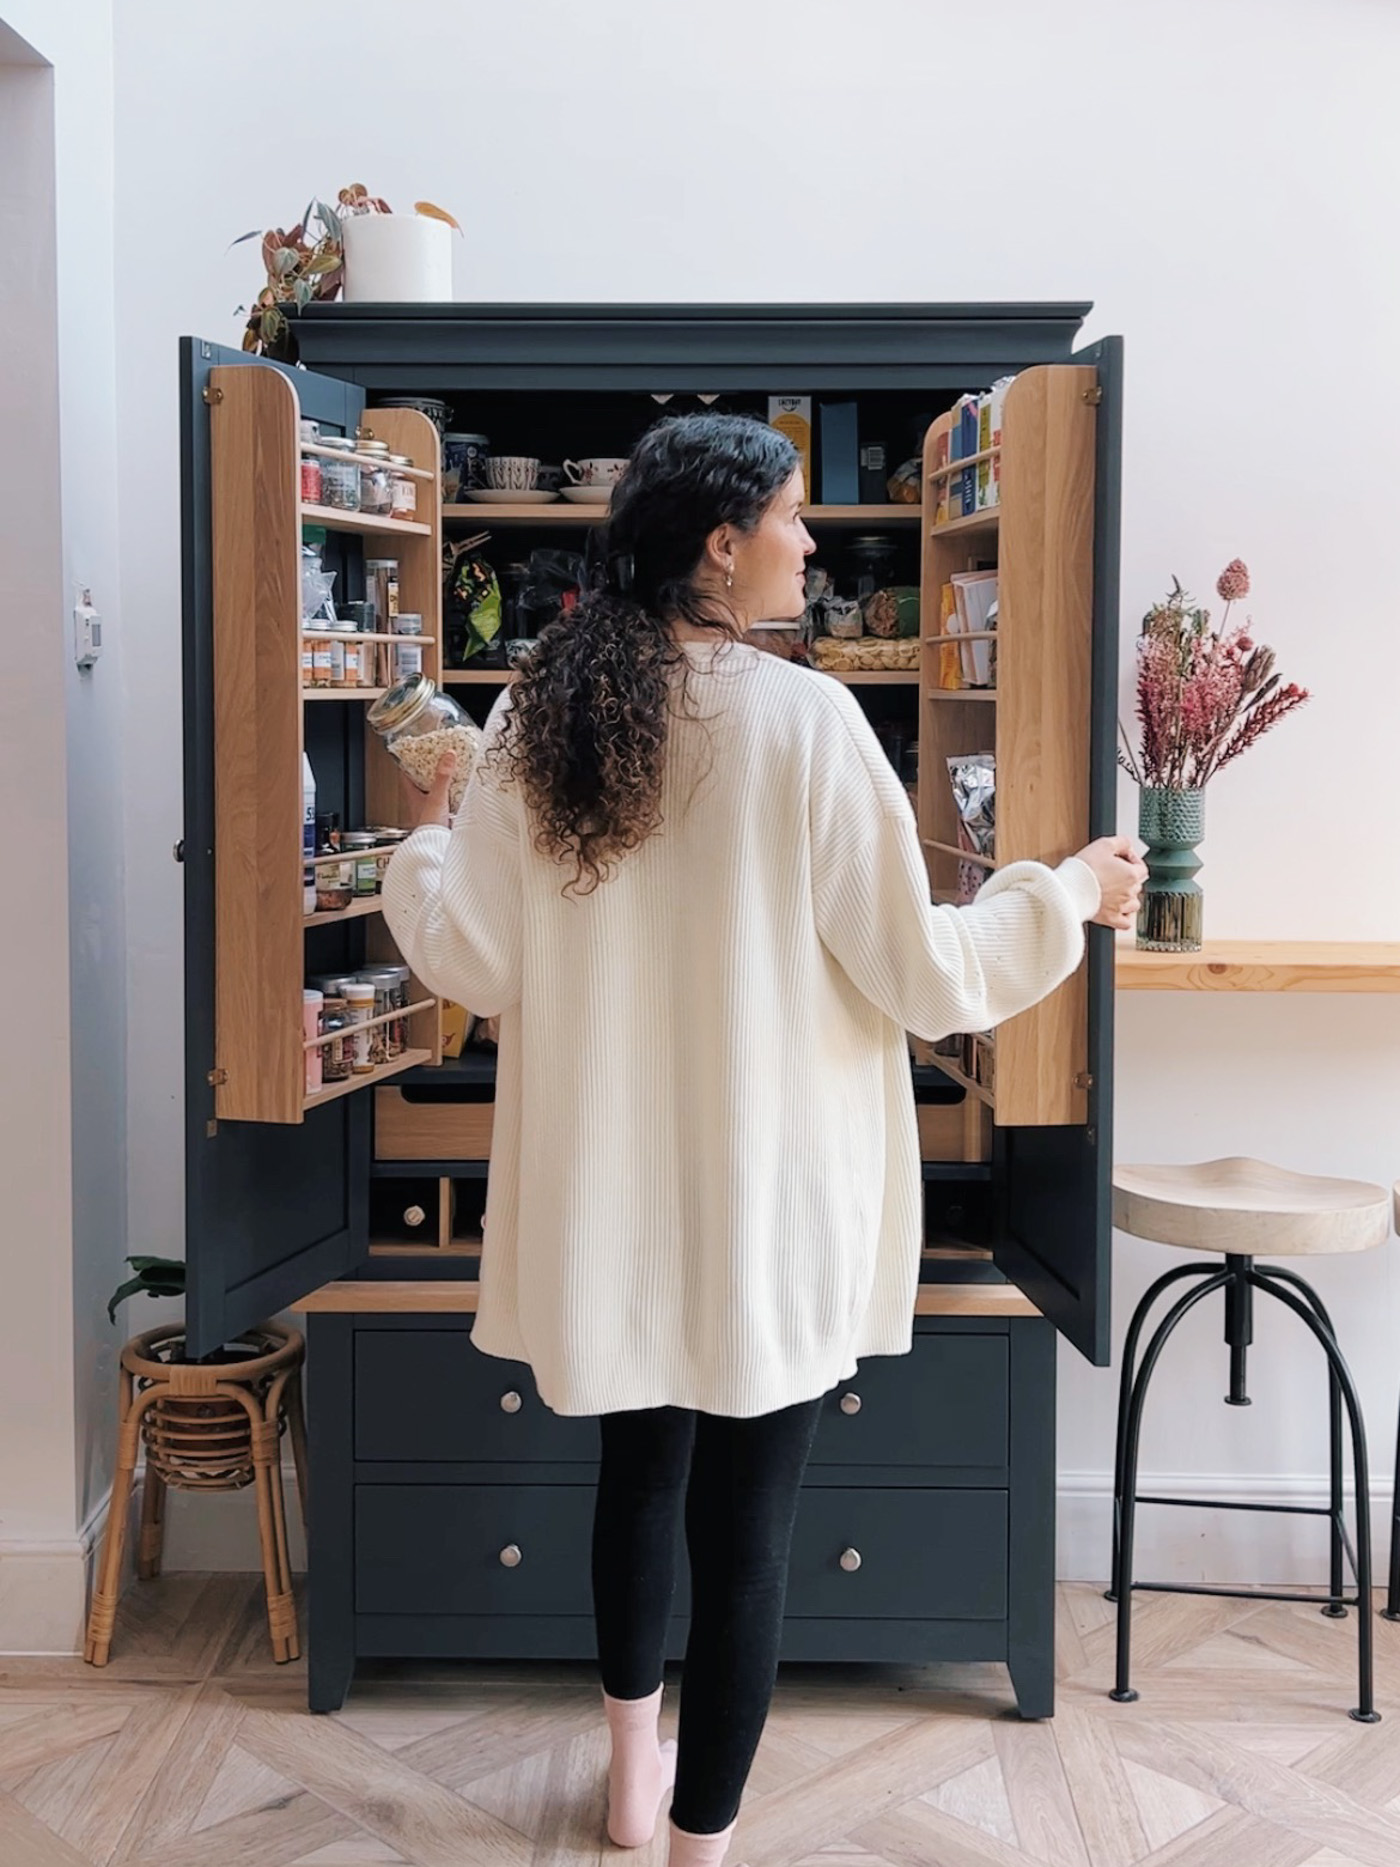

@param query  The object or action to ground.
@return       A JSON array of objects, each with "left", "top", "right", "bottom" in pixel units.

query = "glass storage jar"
[
  {"left": 299, "top": 418, "right": 322, "bottom": 502},
  {"left": 319, "top": 1002, "right": 352, "bottom": 1082},
  {"left": 340, "top": 830, "right": 380, "bottom": 897},
  {"left": 388, "top": 454, "right": 419, "bottom": 521},
  {"left": 319, "top": 437, "right": 361, "bottom": 512},
  {"left": 357, "top": 439, "right": 393, "bottom": 517},
  {"left": 366, "top": 676, "right": 481, "bottom": 817},
  {"left": 358, "top": 968, "right": 405, "bottom": 1059}
]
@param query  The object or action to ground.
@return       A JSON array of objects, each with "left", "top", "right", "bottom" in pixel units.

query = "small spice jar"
[
  {"left": 358, "top": 969, "right": 401, "bottom": 1061},
  {"left": 310, "top": 634, "right": 334, "bottom": 687},
  {"left": 357, "top": 439, "right": 394, "bottom": 516},
  {"left": 384, "top": 963, "right": 413, "bottom": 1055},
  {"left": 341, "top": 830, "right": 381, "bottom": 897},
  {"left": 319, "top": 999, "right": 351, "bottom": 1083},
  {"left": 319, "top": 436, "right": 361, "bottom": 512},
  {"left": 366, "top": 824, "right": 409, "bottom": 889},
  {"left": 365, "top": 558, "right": 399, "bottom": 628},
  {"left": 367, "top": 676, "right": 479, "bottom": 817},
  {"left": 343, "top": 980, "right": 377, "bottom": 1074},
  {"left": 303, "top": 989, "right": 324, "bottom": 1095},
  {"left": 300, "top": 418, "right": 323, "bottom": 504},
  {"left": 392, "top": 612, "right": 424, "bottom": 682},
  {"left": 388, "top": 454, "right": 419, "bottom": 522},
  {"left": 313, "top": 829, "right": 353, "bottom": 912}
]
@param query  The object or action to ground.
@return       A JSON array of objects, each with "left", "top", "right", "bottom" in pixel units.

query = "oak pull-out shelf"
[{"left": 291, "top": 1279, "right": 1041, "bottom": 1319}]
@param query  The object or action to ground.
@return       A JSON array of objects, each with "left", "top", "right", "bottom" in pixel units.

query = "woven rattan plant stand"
[{"left": 84, "top": 1319, "right": 308, "bottom": 1665}]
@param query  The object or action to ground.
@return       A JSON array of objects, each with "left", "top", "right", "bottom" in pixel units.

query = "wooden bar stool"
[
  {"left": 1107, "top": 1157, "right": 1389, "bottom": 1723},
  {"left": 84, "top": 1320, "right": 308, "bottom": 1666}
]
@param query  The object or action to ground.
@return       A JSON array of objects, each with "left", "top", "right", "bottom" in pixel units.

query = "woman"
[{"left": 383, "top": 414, "right": 1144, "bottom": 1867}]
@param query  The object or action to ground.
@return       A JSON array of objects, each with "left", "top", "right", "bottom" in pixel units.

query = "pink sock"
[
  {"left": 603, "top": 1684, "right": 678, "bottom": 1848},
  {"left": 668, "top": 1816, "right": 740, "bottom": 1867}
]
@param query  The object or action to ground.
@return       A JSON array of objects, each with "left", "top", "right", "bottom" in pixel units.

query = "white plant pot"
[{"left": 342, "top": 214, "right": 453, "bottom": 302}]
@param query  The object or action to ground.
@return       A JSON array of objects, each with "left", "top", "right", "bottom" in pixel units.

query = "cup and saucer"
[
  {"left": 463, "top": 456, "right": 560, "bottom": 503},
  {"left": 559, "top": 457, "right": 627, "bottom": 504}
]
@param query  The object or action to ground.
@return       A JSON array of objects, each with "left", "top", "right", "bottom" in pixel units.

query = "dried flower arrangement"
[
  {"left": 233, "top": 187, "right": 462, "bottom": 360},
  {"left": 1118, "top": 560, "right": 1309, "bottom": 790}
]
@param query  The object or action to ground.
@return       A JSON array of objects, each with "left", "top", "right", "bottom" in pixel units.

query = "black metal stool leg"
[
  {"left": 1258, "top": 1267, "right": 1347, "bottom": 1618},
  {"left": 1110, "top": 1268, "right": 1232, "bottom": 1703},
  {"left": 1387, "top": 1388, "right": 1400, "bottom": 1622},
  {"left": 1251, "top": 1270, "right": 1379, "bottom": 1724},
  {"left": 1106, "top": 1262, "right": 1221, "bottom": 1603}
]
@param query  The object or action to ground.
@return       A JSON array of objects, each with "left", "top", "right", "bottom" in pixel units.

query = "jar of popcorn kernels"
[{"left": 366, "top": 675, "right": 483, "bottom": 818}]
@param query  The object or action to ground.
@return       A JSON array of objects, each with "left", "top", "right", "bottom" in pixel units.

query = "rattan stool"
[
  {"left": 84, "top": 1319, "right": 308, "bottom": 1666},
  {"left": 1108, "top": 1157, "right": 1390, "bottom": 1723}
]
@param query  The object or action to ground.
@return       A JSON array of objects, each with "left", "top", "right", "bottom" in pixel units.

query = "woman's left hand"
[{"left": 408, "top": 753, "right": 456, "bottom": 830}]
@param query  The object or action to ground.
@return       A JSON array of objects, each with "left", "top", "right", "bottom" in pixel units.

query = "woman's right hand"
[{"left": 1073, "top": 835, "right": 1148, "bottom": 931}]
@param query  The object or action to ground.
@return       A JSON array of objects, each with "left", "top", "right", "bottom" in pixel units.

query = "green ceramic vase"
[{"left": 1136, "top": 786, "right": 1204, "bottom": 951}]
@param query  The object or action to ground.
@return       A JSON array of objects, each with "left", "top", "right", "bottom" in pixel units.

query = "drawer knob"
[
  {"left": 839, "top": 1392, "right": 863, "bottom": 1416},
  {"left": 840, "top": 1547, "right": 862, "bottom": 1573},
  {"left": 500, "top": 1390, "right": 523, "bottom": 1414},
  {"left": 499, "top": 1544, "right": 523, "bottom": 1568},
  {"left": 404, "top": 1205, "right": 427, "bottom": 1229}
]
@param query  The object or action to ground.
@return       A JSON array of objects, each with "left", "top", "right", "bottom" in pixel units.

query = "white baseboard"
[{"left": 1057, "top": 1469, "right": 1395, "bottom": 1586}]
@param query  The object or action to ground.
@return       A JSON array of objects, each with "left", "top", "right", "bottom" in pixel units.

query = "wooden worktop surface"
[
  {"left": 292, "top": 1280, "right": 1041, "bottom": 1319},
  {"left": 1116, "top": 941, "right": 1400, "bottom": 993}
]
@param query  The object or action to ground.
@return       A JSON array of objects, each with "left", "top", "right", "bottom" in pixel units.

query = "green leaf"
[
  {"left": 229, "top": 228, "right": 265, "bottom": 248},
  {"left": 273, "top": 247, "right": 299, "bottom": 277},
  {"left": 293, "top": 278, "right": 314, "bottom": 307}
]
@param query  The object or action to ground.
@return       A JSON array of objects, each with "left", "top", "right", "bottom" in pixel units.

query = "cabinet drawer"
[
  {"left": 374, "top": 1088, "right": 494, "bottom": 1160},
  {"left": 356, "top": 1484, "right": 597, "bottom": 1615},
  {"left": 787, "top": 1486, "right": 1006, "bottom": 1620},
  {"left": 810, "top": 1334, "right": 1008, "bottom": 1470},
  {"left": 354, "top": 1330, "right": 598, "bottom": 1463}
]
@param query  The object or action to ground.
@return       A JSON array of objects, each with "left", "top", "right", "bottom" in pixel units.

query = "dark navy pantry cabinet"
[{"left": 179, "top": 302, "right": 1123, "bottom": 1718}]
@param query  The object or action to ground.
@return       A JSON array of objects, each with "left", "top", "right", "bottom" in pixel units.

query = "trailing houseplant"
[
  {"left": 234, "top": 188, "right": 462, "bottom": 361},
  {"left": 1118, "top": 560, "right": 1309, "bottom": 950}
]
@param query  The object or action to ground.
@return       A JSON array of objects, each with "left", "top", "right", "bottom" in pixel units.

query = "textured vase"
[{"left": 1137, "top": 786, "right": 1204, "bottom": 951}]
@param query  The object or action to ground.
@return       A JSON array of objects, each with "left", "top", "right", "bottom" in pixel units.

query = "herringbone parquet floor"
[{"left": 4, "top": 1576, "right": 1400, "bottom": 1865}]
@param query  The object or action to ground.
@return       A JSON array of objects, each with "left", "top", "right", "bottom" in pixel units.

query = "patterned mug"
[
  {"left": 486, "top": 455, "right": 540, "bottom": 492},
  {"left": 563, "top": 456, "right": 628, "bottom": 487}
]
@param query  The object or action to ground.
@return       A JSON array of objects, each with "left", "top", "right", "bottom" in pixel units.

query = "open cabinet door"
[
  {"left": 181, "top": 338, "right": 372, "bottom": 1356},
  {"left": 992, "top": 337, "right": 1123, "bottom": 1365}
]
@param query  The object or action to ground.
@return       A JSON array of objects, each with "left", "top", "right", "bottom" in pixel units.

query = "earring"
[{"left": 725, "top": 565, "right": 734, "bottom": 590}]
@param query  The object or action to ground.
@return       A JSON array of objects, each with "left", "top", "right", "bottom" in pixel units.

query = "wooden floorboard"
[{"left": 4, "top": 1577, "right": 1400, "bottom": 1864}]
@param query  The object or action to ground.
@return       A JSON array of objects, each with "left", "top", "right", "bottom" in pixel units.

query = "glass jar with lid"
[
  {"left": 319, "top": 1001, "right": 352, "bottom": 1082},
  {"left": 340, "top": 830, "right": 381, "bottom": 897},
  {"left": 357, "top": 439, "right": 393, "bottom": 517},
  {"left": 848, "top": 534, "right": 899, "bottom": 601},
  {"left": 319, "top": 436, "right": 361, "bottom": 511},
  {"left": 366, "top": 825, "right": 410, "bottom": 889},
  {"left": 388, "top": 454, "right": 419, "bottom": 522},
  {"left": 358, "top": 967, "right": 406, "bottom": 1059},
  {"left": 367, "top": 676, "right": 482, "bottom": 817}
]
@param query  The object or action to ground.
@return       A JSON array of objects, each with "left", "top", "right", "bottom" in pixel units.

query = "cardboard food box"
[{"left": 769, "top": 395, "right": 812, "bottom": 502}]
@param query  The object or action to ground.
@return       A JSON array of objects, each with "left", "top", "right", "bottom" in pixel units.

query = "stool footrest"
[
  {"left": 1128, "top": 1579, "right": 1356, "bottom": 1609},
  {"left": 1135, "top": 1492, "right": 1336, "bottom": 1518}
]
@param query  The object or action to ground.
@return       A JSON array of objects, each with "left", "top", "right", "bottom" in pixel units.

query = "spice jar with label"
[
  {"left": 313, "top": 820, "right": 353, "bottom": 913},
  {"left": 319, "top": 436, "right": 361, "bottom": 512},
  {"left": 384, "top": 964, "right": 413, "bottom": 1055},
  {"left": 303, "top": 989, "right": 324, "bottom": 1095},
  {"left": 344, "top": 980, "right": 377, "bottom": 1074},
  {"left": 341, "top": 830, "right": 381, "bottom": 897},
  {"left": 300, "top": 419, "right": 323, "bottom": 504},
  {"left": 355, "top": 971, "right": 394, "bottom": 1064},
  {"left": 366, "top": 825, "right": 409, "bottom": 888},
  {"left": 392, "top": 612, "right": 424, "bottom": 682},
  {"left": 365, "top": 559, "right": 399, "bottom": 631},
  {"left": 319, "top": 998, "right": 351, "bottom": 1083},
  {"left": 388, "top": 454, "right": 418, "bottom": 522},
  {"left": 357, "top": 439, "right": 394, "bottom": 517},
  {"left": 310, "top": 634, "right": 334, "bottom": 687}
]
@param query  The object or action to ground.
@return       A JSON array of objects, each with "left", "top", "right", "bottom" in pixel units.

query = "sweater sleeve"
[
  {"left": 809, "top": 679, "right": 1100, "bottom": 1042},
  {"left": 381, "top": 708, "right": 523, "bottom": 1018}
]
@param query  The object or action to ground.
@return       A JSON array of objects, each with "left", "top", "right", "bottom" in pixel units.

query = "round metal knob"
[
  {"left": 499, "top": 1390, "right": 522, "bottom": 1414},
  {"left": 839, "top": 1392, "right": 862, "bottom": 1415},
  {"left": 840, "top": 1547, "right": 862, "bottom": 1573},
  {"left": 403, "top": 1205, "right": 426, "bottom": 1228},
  {"left": 499, "top": 1544, "right": 522, "bottom": 1568}
]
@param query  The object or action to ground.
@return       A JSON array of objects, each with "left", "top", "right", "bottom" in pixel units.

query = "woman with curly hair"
[{"left": 383, "top": 413, "right": 1144, "bottom": 1866}]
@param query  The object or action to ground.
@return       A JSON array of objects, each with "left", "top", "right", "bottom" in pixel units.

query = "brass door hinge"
[
  {"left": 207, "top": 1067, "right": 227, "bottom": 1087},
  {"left": 203, "top": 385, "right": 224, "bottom": 406},
  {"left": 1081, "top": 385, "right": 1103, "bottom": 406}
]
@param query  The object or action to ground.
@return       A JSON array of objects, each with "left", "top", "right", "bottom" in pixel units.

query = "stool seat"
[{"left": 1113, "top": 1157, "right": 1390, "bottom": 1257}]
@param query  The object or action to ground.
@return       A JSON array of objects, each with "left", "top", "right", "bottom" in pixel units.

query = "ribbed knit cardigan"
[{"left": 382, "top": 640, "right": 1100, "bottom": 1418}]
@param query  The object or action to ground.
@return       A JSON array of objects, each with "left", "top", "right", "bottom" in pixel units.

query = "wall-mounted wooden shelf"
[
  {"left": 1116, "top": 941, "right": 1400, "bottom": 993},
  {"left": 301, "top": 503, "right": 432, "bottom": 538}
]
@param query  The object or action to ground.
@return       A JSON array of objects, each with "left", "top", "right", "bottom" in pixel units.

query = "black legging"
[{"left": 592, "top": 1394, "right": 826, "bottom": 1835}]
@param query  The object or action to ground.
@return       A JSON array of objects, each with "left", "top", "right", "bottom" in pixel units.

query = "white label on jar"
[
  {"left": 395, "top": 643, "right": 423, "bottom": 681},
  {"left": 392, "top": 480, "right": 416, "bottom": 518}
]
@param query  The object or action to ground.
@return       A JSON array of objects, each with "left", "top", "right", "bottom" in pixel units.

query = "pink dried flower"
[{"left": 1217, "top": 559, "right": 1250, "bottom": 603}]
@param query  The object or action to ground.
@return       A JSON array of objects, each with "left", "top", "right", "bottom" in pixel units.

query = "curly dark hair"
[{"left": 494, "top": 413, "right": 799, "bottom": 892}]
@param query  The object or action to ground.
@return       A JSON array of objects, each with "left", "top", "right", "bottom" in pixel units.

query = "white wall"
[
  {"left": 107, "top": 0, "right": 1400, "bottom": 1581},
  {"left": 0, "top": 0, "right": 126, "bottom": 1649}
]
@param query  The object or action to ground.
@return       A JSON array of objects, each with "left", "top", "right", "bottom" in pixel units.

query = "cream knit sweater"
[{"left": 383, "top": 641, "right": 1100, "bottom": 1418}]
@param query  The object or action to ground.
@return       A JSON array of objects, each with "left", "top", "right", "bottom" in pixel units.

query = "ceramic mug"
[
  {"left": 486, "top": 455, "right": 540, "bottom": 492},
  {"left": 563, "top": 456, "right": 628, "bottom": 487}
]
